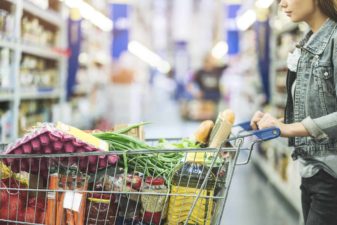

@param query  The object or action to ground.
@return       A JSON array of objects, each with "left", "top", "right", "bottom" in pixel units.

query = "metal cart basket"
[{"left": 0, "top": 122, "right": 280, "bottom": 225}]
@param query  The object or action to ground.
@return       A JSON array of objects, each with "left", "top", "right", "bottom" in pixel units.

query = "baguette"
[
  {"left": 194, "top": 120, "right": 215, "bottom": 144},
  {"left": 209, "top": 109, "right": 235, "bottom": 149}
]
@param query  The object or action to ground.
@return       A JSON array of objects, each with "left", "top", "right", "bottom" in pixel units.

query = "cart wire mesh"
[{"left": 0, "top": 124, "right": 280, "bottom": 225}]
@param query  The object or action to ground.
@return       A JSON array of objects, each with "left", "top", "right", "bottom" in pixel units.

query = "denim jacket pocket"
[
  {"left": 313, "top": 65, "right": 335, "bottom": 94},
  {"left": 312, "top": 64, "right": 336, "bottom": 114}
]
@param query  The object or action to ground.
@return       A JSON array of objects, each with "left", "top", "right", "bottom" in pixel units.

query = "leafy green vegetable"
[
  {"left": 92, "top": 123, "right": 201, "bottom": 184},
  {"left": 114, "top": 122, "right": 151, "bottom": 134}
]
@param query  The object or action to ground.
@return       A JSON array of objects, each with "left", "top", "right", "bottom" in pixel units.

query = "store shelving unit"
[
  {"left": 252, "top": 139, "right": 302, "bottom": 214},
  {"left": 0, "top": 0, "right": 68, "bottom": 142}
]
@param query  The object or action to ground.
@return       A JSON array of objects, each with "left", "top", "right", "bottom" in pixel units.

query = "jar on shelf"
[{"left": 141, "top": 177, "right": 168, "bottom": 225}]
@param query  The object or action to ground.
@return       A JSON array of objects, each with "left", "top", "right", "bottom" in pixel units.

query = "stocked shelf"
[
  {"left": 0, "top": 92, "right": 14, "bottom": 102},
  {"left": 3, "top": 0, "right": 16, "bottom": 4},
  {"left": 22, "top": 0, "right": 63, "bottom": 27},
  {"left": 275, "top": 61, "right": 287, "bottom": 71},
  {"left": 20, "top": 89, "right": 61, "bottom": 99},
  {"left": 21, "top": 43, "right": 64, "bottom": 60},
  {"left": 0, "top": 0, "right": 67, "bottom": 141},
  {"left": 252, "top": 153, "right": 302, "bottom": 213},
  {"left": 275, "top": 23, "right": 298, "bottom": 36},
  {"left": 0, "top": 39, "right": 17, "bottom": 49}
]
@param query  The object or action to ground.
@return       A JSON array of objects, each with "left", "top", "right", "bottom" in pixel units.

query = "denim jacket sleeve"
[
  {"left": 301, "top": 36, "right": 337, "bottom": 140},
  {"left": 302, "top": 116, "right": 336, "bottom": 140}
]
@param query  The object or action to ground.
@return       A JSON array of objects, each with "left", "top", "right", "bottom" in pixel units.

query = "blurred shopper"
[
  {"left": 190, "top": 53, "right": 227, "bottom": 102},
  {"left": 251, "top": 0, "right": 337, "bottom": 224},
  {"left": 184, "top": 53, "right": 227, "bottom": 120}
]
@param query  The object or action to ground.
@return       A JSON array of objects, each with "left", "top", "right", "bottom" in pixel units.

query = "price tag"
[{"left": 63, "top": 191, "right": 83, "bottom": 212}]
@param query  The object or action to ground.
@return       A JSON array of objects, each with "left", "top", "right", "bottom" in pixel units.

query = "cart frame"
[{"left": 0, "top": 122, "right": 280, "bottom": 225}]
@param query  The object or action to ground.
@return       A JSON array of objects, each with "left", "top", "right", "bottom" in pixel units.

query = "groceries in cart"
[{"left": 0, "top": 108, "right": 280, "bottom": 225}]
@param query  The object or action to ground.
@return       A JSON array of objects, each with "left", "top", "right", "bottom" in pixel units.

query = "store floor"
[{"left": 143, "top": 86, "right": 301, "bottom": 225}]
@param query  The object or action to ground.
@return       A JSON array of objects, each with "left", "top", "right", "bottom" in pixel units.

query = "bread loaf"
[
  {"left": 194, "top": 120, "right": 215, "bottom": 144},
  {"left": 209, "top": 109, "right": 235, "bottom": 149}
]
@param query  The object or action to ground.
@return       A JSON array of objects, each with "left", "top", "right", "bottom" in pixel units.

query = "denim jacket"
[{"left": 284, "top": 19, "right": 337, "bottom": 160}]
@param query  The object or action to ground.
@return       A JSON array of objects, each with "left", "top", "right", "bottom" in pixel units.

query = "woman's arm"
[{"left": 255, "top": 113, "right": 310, "bottom": 138}]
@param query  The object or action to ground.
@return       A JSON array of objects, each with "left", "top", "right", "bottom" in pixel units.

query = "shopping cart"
[{"left": 0, "top": 122, "right": 280, "bottom": 225}]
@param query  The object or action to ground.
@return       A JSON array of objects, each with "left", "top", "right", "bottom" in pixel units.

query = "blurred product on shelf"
[
  {"left": 180, "top": 99, "right": 217, "bottom": 121},
  {"left": 0, "top": 9, "right": 7, "bottom": 33},
  {"left": 0, "top": 8, "right": 14, "bottom": 37},
  {"left": 271, "top": 26, "right": 303, "bottom": 118},
  {"left": 19, "top": 100, "right": 54, "bottom": 135},
  {"left": 20, "top": 55, "right": 58, "bottom": 91},
  {"left": 21, "top": 16, "right": 58, "bottom": 46},
  {"left": 110, "top": 66, "right": 134, "bottom": 84},
  {"left": 0, "top": 48, "right": 12, "bottom": 90},
  {"left": 0, "top": 109, "right": 12, "bottom": 142}
]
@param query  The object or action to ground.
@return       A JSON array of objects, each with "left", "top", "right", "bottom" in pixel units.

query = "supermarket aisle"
[
  {"left": 144, "top": 86, "right": 300, "bottom": 225},
  {"left": 222, "top": 164, "right": 300, "bottom": 225}
]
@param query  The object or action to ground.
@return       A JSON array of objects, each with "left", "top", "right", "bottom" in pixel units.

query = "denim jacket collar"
[{"left": 297, "top": 19, "right": 337, "bottom": 55}]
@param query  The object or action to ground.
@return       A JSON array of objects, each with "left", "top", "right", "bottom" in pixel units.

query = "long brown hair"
[{"left": 317, "top": 0, "right": 337, "bottom": 22}]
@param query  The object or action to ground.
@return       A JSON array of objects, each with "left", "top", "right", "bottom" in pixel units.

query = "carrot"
[
  {"left": 74, "top": 178, "right": 88, "bottom": 225},
  {"left": 56, "top": 191, "right": 65, "bottom": 225},
  {"left": 46, "top": 173, "right": 58, "bottom": 225},
  {"left": 66, "top": 209, "right": 75, "bottom": 225}
]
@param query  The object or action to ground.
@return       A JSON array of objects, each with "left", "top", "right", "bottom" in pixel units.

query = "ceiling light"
[
  {"left": 64, "top": 0, "right": 113, "bottom": 32},
  {"left": 128, "top": 41, "right": 171, "bottom": 74},
  {"left": 255, "top": 0, "right": 274, "bottom": 9},
  {"left": 211, "top": 41, "right": 228, "bottom": 59},
  {"left": 236, "top": 9, "right": 257, "bottom": 31}
]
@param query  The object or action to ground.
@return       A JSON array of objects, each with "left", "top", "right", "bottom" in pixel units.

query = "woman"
[{"left": 250, "top": 0, "right": 337, "bottom": 224}]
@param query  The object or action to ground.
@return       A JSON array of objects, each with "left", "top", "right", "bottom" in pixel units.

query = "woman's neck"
[{"left": 306, "top": 13, "right": 329, "bottom": 33}]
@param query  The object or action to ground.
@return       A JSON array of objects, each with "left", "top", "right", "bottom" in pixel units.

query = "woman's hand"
[
  {"left": 257, "top": 113, "right": 285, "bottom": 130},
  {"left": 251, "top": 111, "right": 288, "bottom": 137},
  {"left": 250, "top": 111, "right": 265, "bottom": 130}
]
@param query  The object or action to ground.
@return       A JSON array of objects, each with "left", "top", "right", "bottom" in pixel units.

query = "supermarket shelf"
[
  {"left": 21, "top": 44, "right": 63, "bottom": 60},
  {"left": 4, "top": 0, "right": 16, "bottom": 5},
  {"left": 252, "top": 153, "right": 302, "bottom": 213},
  {"left": 22, "top": 0, "right": 63, "bottom": 27},
  {"left": 0, "top": 39, "right": 17, "bottom": 49},
  {"left": 276, "top": 23, "right": 298, "bottom": 36},
  {"left": 273, "top": 96, "right": 287, "bottom": 107},
  {"left": 0, "top": 92, "right": 14, "bottom": 102},
  {"left": 275, "top": 61, "right": 287, "bottom": 71},
  {"left": 20, "top": 89, "right": 61, "bottom": 99}
]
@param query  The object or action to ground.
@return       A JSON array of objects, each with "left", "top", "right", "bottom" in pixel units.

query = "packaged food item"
[
  {"left": 3, "top": 123, "right": 118, "bottom": 175},
  {"left": 209, "top": 109, "right": 235, "bottom": 149},
  {"left": 86, "top": 167, "right": 118, "bottom": 225},
  {"left": 167, "top": 152, "right": 215, "bottom": 225},
  {"left": 86, "top": 195, "right": 117, "bottom": 225},
  {"left": 0, "top": 176, "right": 45, "bottom": 224},
  {"left": 141, "top": 177, "right": 168, "bottom": 225},
  {"left": 113, "top": 173, "right": 143, "bottom": 225}
]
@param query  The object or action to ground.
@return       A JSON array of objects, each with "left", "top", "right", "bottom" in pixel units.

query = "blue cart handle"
[{"left": 233, "top": 121, "right": 281, "bottom": 141}]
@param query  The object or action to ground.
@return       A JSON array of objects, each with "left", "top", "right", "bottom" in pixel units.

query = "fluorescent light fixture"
[
  {"left": 63, "top": 0, "right": 113, "bottom": 32},
  {"left": 128, "top": 41, "right": 171, "bottom": 74},
  {"left": 211, "top": 41, "right": 228, "bottom": 59},
  {"left": 78, "top": 52, "right": 89, "bottom": 64},
  {"left": 255, "top": 0, "right": 274, "bottom": 9},
  {"left": 236, "top": 9, "right": 257, "bottom": 31}
]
